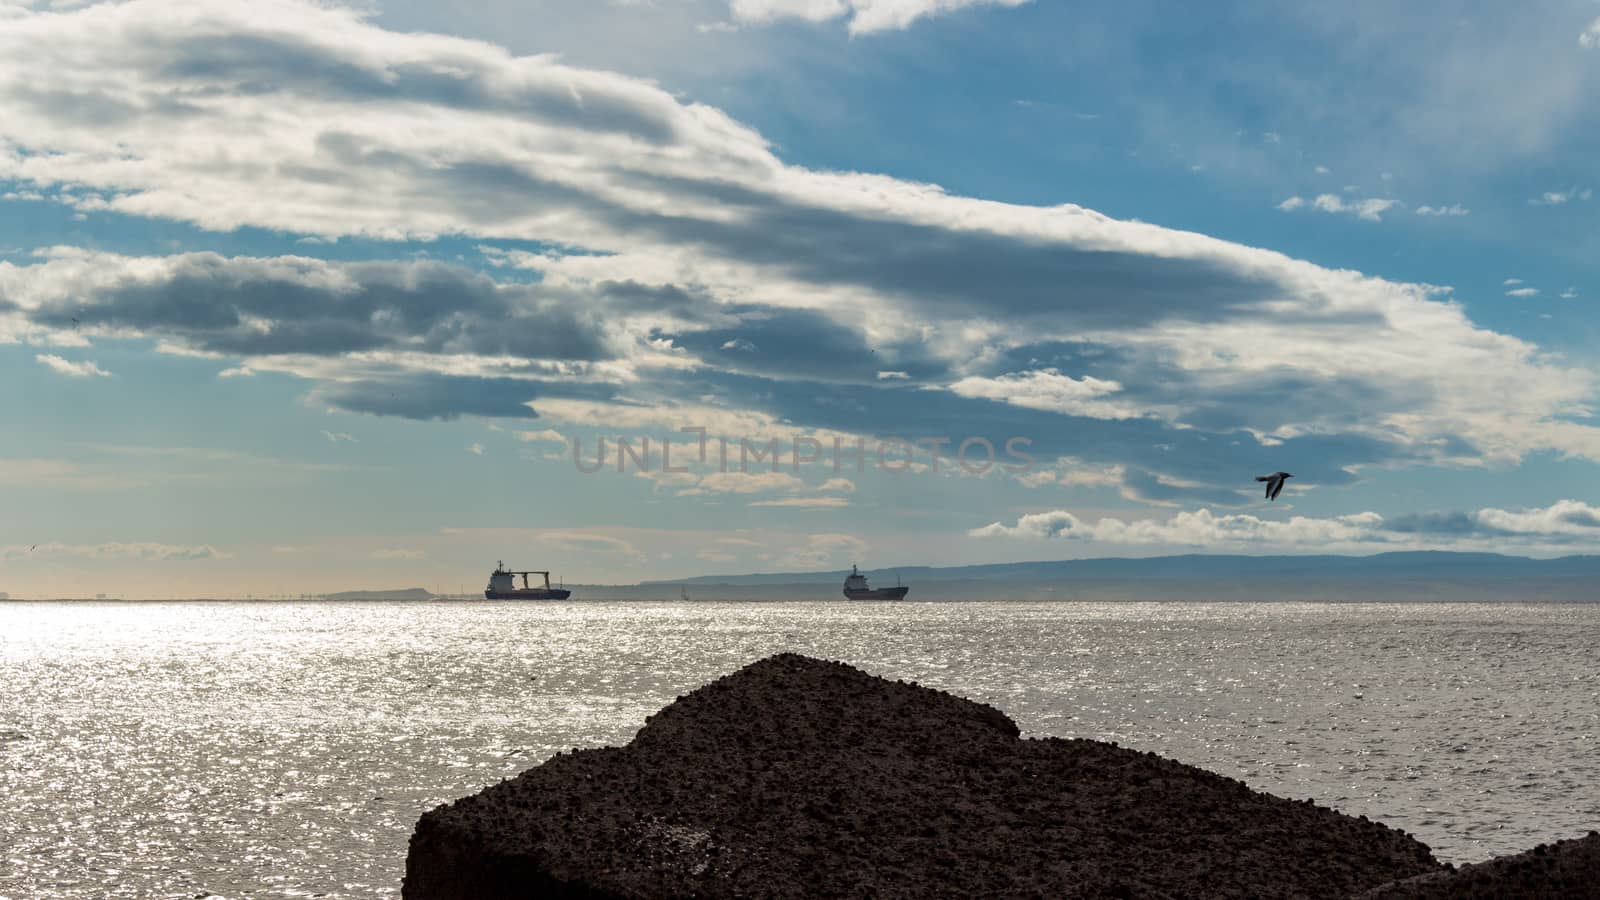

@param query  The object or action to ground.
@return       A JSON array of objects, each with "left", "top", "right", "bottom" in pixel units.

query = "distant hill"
[
  {"left": 318, "top": 587, "right": 435, "bottom": 601},
  {"left": 650, "top": 551, "right": 1600, "bottom": 586},
  {"left": 308, "top": 553, "right": 1600, "bottom": 602},
  {"left": 612, "top": 551, "right": 1600, "bottom": 602}
]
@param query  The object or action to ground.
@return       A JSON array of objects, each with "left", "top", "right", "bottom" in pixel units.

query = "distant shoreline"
[
  {"left": 5, "top": 594, "right": 1597, "bottom": 604},
  {"left": 8, "top": 550, "right": 1598, "bottom": 604}
]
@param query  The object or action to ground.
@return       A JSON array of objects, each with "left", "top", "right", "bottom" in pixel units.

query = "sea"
[{"left": 1, "top": 600, "right": 1597, "bottom": 899}]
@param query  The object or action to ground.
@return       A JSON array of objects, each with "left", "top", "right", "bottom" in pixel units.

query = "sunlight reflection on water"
[{"left": 1, "top": 600, "right": 1597, "bottom": 898}]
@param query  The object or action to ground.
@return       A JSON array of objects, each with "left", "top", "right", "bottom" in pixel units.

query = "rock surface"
[
  {"left": 404, "top": 654, "right": 1458, "bottom": 898},
  {"left": 1359, "top": 832, "right": 1600, "bottom": 898}
]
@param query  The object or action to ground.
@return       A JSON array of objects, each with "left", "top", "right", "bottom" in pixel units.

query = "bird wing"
[
  {"left": 1255, "top": 475, "right": 1271, "bottom": 482},
  {"left": 1270, "top": 478, "right": 1285, "bottom": 500}
]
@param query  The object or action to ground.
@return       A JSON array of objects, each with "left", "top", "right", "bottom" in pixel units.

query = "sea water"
[{"left": 1, "top": 600, "right": 1596, "bottom": 898}]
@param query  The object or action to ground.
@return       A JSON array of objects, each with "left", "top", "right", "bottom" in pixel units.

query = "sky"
[{"left": 3, "top": 0, "right": 1600, "bottom": 597}]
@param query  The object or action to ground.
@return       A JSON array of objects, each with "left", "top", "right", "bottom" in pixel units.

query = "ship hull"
[
  {"left": 485, "top": 589, "right": 573, "bottom": 600},
  {"left": 843, "top": 586, "right": 909, "bottom": 601}
]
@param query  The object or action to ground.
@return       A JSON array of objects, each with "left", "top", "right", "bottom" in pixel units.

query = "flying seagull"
[{"left": 1255, "top": 471, "right": 1292, "bottom": 501}]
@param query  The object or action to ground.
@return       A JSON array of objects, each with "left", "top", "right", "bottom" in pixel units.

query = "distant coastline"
[{"left": 7, "top": 550, "right": 1600, "bottom": 603}]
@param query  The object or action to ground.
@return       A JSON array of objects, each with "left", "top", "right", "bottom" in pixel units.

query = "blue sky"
[{"left": 3, "top": 0, "right": 1600, "bottom": 597}]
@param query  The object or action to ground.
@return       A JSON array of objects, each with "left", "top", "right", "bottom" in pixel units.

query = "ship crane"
[{"left": 496, "top": 562, "right": 555, "bottom": 592}]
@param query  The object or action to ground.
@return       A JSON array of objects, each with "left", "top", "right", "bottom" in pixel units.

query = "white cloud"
[
  {"left": 1415, "top": 204, "right": 1468, "bottom": 217},
  {"left": 6, "top": 541, "right": 230, "bottom": 561},
  {"left": 948, "top": 369, "right": 1140, "bottom": 420},
  {"left": 218, "top": 365, "right": 255, "bottom": 378},
  {"left": 1280, "top": 193, "right": 1395, "bottom": 220},
  {"left": 715, "top": 536, "right": 766, "bottom": 546},
  {"left": 370, "top": 548, "right": 426, "bottom": 560},
  {"left": 541, "top": 532, "right": 647, "bottom": 562},
  {"left": 1470, "top": 499, "right": 1600, "bottom": 536},
  {"left": 971, "top": 507, "right": 1385, "bottom": 546},
  {"left": 466, "top": 442, "right": 485, "bottom": 456},
  {"left": 1530, "top": 187, "right": 1592, "bottom": 206},
  {"left": 1506, "top": 287, "right": 1539, "bottom": 298},
  {"left": 1314, "top": 165, "right": 1331, "bottom": 175},
  {"left": 1017, "top": 456, "right": 1128, "bottom": 491},
  {"left": 727, "top": 0, "right": 1029, "bottom": 35},
  {"left": 1309, "top": 193, "right": 1396, "bottom": 221},
  {"left": 321, "top": 430, "right": 358, "bottom": 443},
  {"left": 0, "top": 446, "right": 349, "bottom": 496},
  {"left": 515, "top": 428, "right": 567, "bottom": 444},
  {"left": 749, "top": 496, "right": 849, "bottom": 507},
  {"left": 876, "top": 370, "right": 910, "bottom": 380},
  {"left": 729, "top": 0, "right": 847, "bottom": 25},
  {"left": 697, "top": 471, "right": 806, "bottom": 494},
  {"left": 776, "top": 532, "right": 865, "bottom": 568},
  {"left": 1581, "top": 17, "right": 1600, "bottom": 49},
  {"left": 1503, "top": 278, "right": 1523, "bottom": 286},
  {"left": 35, "top": 353, "right": 109, "bottom": 377},
  {"left": 818, "top": 477, "right": 855, "bottom": 492},
  {"left": 0, "top": 458, "right": 137, "bottom": 490},
  {"left": 1560, "top": 288, "right": 1578, "bottom": 300},
  {"left": 970, "top": 499, "right": 1600, "bottom": 551}
]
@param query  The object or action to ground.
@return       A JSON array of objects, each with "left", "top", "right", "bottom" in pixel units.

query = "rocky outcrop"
[
  {"left": 1359, "top": 832, "right": 1600, "bottom": 898},
  {"left": 404, "top": 654, "right": 1461, "bottom": 898}
]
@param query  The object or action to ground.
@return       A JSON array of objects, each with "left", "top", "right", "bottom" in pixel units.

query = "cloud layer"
[
  {"left": 4, "top": 541, "right": 229, "bottom": 561},
  {"left": 1, "top": 0, "right": 1597, "bottom": 513},
  {"left": 726, "top": 0, "right": 1029, "bottom": 34},
  {"left": 35, "top": 353, "right": 110, "bottom": 377},
  {"left": 971, "top": 500, "right": 1600, "bottom": 552}
]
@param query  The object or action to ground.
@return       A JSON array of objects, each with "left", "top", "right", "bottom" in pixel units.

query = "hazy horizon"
[{"left": 9, "top": 548, "right": 1600, "bottom": 601}]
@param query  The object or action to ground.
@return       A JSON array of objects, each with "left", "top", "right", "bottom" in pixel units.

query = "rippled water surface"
[{"left": 2, "top": 600, "right": 1597, "bottom": 898}]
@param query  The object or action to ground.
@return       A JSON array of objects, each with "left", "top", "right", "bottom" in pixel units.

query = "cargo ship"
[
  {"left": 485, "top": 562, "right": 572, "bottom": 600},
  {"left": 842, "top": 564, "right": 908, "bottom": 601}
]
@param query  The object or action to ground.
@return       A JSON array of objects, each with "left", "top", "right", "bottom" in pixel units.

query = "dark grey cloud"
[
  {"left": 667, "top": 307, "right": 949, "bottom": 384},
  {"left": 310, "top": 374, "right": 616, "bottom": 421},
  {"left": 966, "top": 340, "right": 1434, "bottom": 441},
  {"left": 153, "top": 32, "right": 683, "bottom": 143},
  {"left": 652, "top": 369, "right": 1389, "bottom": 505},
  {"left": 21, "top": 255, "right": 612, "bottom": 361},
  {"left": 1555, "top": 505, "right": 1600, "bottom": 528},
  {"left": 1386, "top": 505, "right": 1600, "bottom": 536},
  {"left": 1156, "top": 369, "right": 1428, "bottom": 435},
  {"left": 253, "top": 152, "right": 1303, "bottom": 333},
  {"left": 0, "top": 244, "right": 1463, "bottom": 495},
  {"left": 1383, "top": 511, "right": 1493, "bottom": 535},
  {"left": 7, "top": 85, "right": 206, "bottom": 126},
  {"left": 980, "top": 340, "right": 1130, "bottom": 375},
  {"left": 608, "top": 183, "right": 1293, "bottom": 329},
  {"left": 301, "top": 138, "right": 620, "bottom": 234},
  {"left": 596, "top": 281, "right": 727, "bottom": 322},
  {"left": 1118, "top": 468, "right": 1261, "bottom": 507}
]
